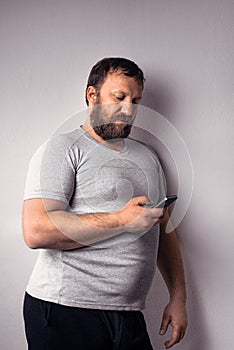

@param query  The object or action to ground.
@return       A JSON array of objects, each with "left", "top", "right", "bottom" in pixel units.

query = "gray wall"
[{"left": 1, "top": 0, "right": 233, "bottom": 349}]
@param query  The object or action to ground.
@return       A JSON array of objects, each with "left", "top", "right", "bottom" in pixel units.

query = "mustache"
[{"left": 108, "top": 113, "right": 134, "bottom": 124}]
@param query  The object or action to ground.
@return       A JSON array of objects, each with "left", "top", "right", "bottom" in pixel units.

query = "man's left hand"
[{"left": 159, "top": 299, "right": 188, "bottom": 348}]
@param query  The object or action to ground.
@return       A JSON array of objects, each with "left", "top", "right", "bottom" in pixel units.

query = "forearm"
[
  {"left": 157, "top": 228, "right": 186, "bottom": 303},
  {"left": 26, "top": 209, "right": 124, "bottom": 250},
  {"left": 48, "top": 210, "right": 124, "bottom": 249},
  {"left": 23, "top": 196, "right": 163, "bottom": 250}
]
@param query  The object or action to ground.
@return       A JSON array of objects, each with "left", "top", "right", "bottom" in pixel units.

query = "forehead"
[{"left": 100, "top": 72, "right": 143, "bottom": 95}]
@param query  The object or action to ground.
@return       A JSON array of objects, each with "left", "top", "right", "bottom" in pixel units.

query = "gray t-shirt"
[{"left": 24, "top": 127, "right": 166, "bottom": 310}]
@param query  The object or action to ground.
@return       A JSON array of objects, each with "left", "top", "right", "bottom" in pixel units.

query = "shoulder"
[
  {"left": 27, "top": 129, "right": 82, "bottom": 172},
  {"left": 45, "top": 129, "right": 82, "bottom": 151}
]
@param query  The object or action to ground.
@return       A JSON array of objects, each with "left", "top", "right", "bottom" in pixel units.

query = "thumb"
[
  {"left": 159, "top": 314, "right": 171, "bottom": 335},
  {"left": 132, "top": 196, "right": 150, "bottom": 206}
]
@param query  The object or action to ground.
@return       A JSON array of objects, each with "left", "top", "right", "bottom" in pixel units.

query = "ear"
[{"left": 86, "top": 86, "right": 97, "bottom": 106}]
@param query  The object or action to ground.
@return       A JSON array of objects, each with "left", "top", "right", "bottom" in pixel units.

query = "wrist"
[
  {"left": 169, "top": 292, "right": 187, "bottom": 304},
  {"left": 114, "top": 208, "right": 127, "bottom": 227}
]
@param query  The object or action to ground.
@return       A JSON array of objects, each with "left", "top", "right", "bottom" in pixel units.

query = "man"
[{"left": 23, "top": 57, "right": 187, "bottom": 349}]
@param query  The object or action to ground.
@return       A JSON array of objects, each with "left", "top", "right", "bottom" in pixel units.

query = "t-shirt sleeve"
[{"left": 24, "top": 134, "right": 77, "bottom": 204}]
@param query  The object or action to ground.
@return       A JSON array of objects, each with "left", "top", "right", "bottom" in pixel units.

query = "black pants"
[{"left": 23, "top": 293, "right": 153, "bottom": 350}]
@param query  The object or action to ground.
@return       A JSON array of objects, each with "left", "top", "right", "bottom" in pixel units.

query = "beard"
[{"left": 89, "top": 103, "right": 134, "bottom": 141}]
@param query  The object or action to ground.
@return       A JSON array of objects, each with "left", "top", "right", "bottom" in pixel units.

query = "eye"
[
  {"left": 112, "top": 93, "right": 125, "bottom": 101},
  {"left": 115, "top": 95, "right": 125, "bottom": 101}
]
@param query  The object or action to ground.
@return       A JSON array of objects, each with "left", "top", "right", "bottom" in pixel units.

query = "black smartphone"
[{"left": 144, "top": 195, "right": 178, "bottom": 208}]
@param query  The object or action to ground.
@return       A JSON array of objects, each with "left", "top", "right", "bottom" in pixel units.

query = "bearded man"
[{"left": 23, "top": 57, "right": 187, "bottom": 350}]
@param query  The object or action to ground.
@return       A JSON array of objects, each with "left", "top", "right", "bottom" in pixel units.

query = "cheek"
[{"left": 101, "top": 103, "right": 121, "bottom": 117}]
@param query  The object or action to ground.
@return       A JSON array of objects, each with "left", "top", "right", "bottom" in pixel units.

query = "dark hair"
[{"left": 85, "top": 57, "right": 145, "bottom": 105}]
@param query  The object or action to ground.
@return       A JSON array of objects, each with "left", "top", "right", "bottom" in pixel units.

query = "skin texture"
[{"left": 22, "top": 71, "right": 187, "bottom": 348}]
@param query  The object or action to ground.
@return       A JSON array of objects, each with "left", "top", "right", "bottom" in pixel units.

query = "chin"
[{"left": 94, "top": 124, "right": 132, "bottom": 141}]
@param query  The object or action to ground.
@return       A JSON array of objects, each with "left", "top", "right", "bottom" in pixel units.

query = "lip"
[
  {"left": 112, "top": 117, "right": 132, "bottom": 124},
  {"left": 114, "top": 120, "right": 128, "bottom": 124}
]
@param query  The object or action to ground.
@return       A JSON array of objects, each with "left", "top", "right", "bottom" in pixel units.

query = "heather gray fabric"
[{"left": 24, "top": 127, "right": 166, "bottom": 310}]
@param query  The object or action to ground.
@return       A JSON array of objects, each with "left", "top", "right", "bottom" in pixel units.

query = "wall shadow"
[
  {"left": 132, "top": 77, "right": 209, "bottom": 349},
  {"left": 141, "top": 75, "right": 176, "bottom": 120}
]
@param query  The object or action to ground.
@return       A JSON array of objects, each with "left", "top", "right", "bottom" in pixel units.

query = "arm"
[
  {"left": 157, "top": 210, "right": 188, "bottom": 348},
  {"left": 22, "top": 197, "right": 164, "bottom": 250}
]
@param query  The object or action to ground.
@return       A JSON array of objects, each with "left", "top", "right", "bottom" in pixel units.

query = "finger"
[
  {"left": 164, "top": 326, "right": 181, "bottom": 348},
  {"left": 160, "top": 208, "right": 169, "bottom": 218},
  {"left": 149, "top": 207, "right": 164, "bottom": 218},
  {"left": 159, "top": 315, "right": 171, "bottom": 335},
  {"left": 134, "top": 196, "right": 150, "bottom": 206},
  {"left": 156, "top": 213, "right": 165, "bottom": 222},
  {"left": 157, "top": 214, "right": 165, "bottom": 221},
  {"left": 179, "top": 331, "right": 185, "bottom": 341}
]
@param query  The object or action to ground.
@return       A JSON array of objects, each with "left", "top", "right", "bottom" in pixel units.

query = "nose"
[{"left": 120, "top": 102, "right": 136, "bottom": 116}]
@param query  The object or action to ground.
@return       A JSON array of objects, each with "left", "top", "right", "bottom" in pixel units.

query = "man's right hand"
[{"left": 117, "top": 196, "right": 166, "bottom": 234}]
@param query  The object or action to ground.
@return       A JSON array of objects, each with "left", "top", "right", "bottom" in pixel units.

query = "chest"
[{"left": 71, "top": 147, "right": 161, "bottom": 212}]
